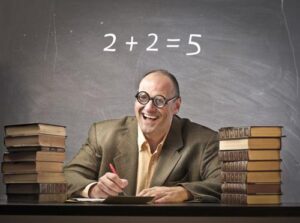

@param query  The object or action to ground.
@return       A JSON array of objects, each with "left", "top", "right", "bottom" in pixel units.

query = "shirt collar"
[{"left": 137, "top": 124, "right": 168, "bottom": 153}]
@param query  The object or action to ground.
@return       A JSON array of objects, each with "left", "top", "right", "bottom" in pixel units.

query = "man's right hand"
[{"left": 89, "top": 172, "right": 128, "bottom": 198}]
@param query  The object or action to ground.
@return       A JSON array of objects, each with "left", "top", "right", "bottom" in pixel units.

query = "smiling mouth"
[{"left": 142, "top": 113, "right": 158, "bottom": 121}]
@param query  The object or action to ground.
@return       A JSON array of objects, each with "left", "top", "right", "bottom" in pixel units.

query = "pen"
[
  {"left": 109, "top": 163, "right": 129, "bottom": 196},
  {"left": 109, "top": 163, "right": 118, "bottom": 175}
]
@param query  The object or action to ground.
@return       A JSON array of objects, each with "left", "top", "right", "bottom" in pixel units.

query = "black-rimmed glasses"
[{"left": 135, "top": 91, "right": 178, "bottom": 108}]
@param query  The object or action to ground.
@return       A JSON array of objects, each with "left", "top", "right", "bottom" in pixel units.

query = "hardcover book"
[
  {"left": 1, "top": 161, "right": 64, "bottom": 174},
  {"left": 219, "top": 126, "right": 282, "bottom": 140},
  {"left": 6, "top": 146, "right": 65, "bottom": 152},
  {"left": 218, "top": 150, "right": 281, "bottom": 161},
  {"left": 6, "top": 183, "right": 67, "bottom": 194},
  {"left": 3, "top": 151, "right": 65, "bottom": 162},
  {"left": 4, "top": 134, "right": 66, "bottom": 148},
  {"left": 221, "top": 171, "right": 281, "bottom": 183},
  {"left": 7, "top": 193, "right": 67, "bottom": 203},
  {"left": 221, "top": 183, "right": 281, "bottom": 194},
  {"left": 5, "top": 123, "right": 66, "bottom": 137},
  {"left": 221, "top": 193, "right": 281, "bottom": 204},
  {"left": 221, "top": 160, "right": 281, "bottom": 172},
  {"left": 219, "top": 138, "right": 281, "bottom": 150},
  {"left": 3, "top": 172, "right": 66, "bottom": 184}
]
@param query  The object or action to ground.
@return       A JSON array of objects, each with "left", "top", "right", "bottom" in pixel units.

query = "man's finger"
[
  {"left": 106, "top": 172, "right": 128, "bottom": 189},
  {"left": 97, "top": 181, "right": 119, "bottom": 196},
  {"left": 99, "top": 174, "right": 123, "bottom": 193}
]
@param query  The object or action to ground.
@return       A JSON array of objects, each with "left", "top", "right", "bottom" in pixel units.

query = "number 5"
[{"left": 186, "top": 34, "right": 202, "bottom": 56}]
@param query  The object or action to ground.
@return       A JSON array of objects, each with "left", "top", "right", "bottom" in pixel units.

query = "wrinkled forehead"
[{"left": 138, "top": 73, "right": 175, "bottom": 97}]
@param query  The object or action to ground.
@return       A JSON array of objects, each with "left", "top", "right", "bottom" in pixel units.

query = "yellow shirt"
[
  {"left": 135, "top": 125, "right": 167, "bottom": 195},
  {"left": 82, "top": 124, "right": 167, "bottom": 197}
]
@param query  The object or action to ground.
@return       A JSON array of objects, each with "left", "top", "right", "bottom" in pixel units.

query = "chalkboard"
[{"left": 1, "top": 0, "right": 300, "bottom": 202}]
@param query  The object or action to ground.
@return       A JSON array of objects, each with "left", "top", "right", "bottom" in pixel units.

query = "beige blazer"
[{"left": 64, "top": 116, "right": 221, "bottom": 202}]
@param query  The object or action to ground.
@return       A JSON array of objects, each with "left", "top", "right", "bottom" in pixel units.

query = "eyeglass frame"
[{"left": 135, "top": 91, "right": 179, "bottom": 108}]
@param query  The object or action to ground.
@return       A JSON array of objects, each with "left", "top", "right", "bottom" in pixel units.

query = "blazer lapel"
[
  {"left": 150, "top": 116, "right": 183, "bottom": 187},
  {"left": 113, "top": 118, "right": 139, "bottom": 195}
]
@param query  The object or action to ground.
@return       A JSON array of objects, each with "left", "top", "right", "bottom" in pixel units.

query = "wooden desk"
[{"left": 1, "top": 201, "right": 300, "bottom": 223}]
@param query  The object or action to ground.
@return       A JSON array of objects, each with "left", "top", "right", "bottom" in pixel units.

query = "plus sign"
[{"left": 126, "top": 36, "right": 138, "bottom": 52}]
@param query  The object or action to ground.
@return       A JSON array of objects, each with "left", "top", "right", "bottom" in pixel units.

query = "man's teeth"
[{"left": 143, "top": 114, "right": 157, "bottom": 119}]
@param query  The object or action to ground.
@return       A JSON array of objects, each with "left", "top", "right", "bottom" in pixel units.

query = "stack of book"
[
  {"left": 218, "top": 126, "right": 282, "bottom": 204},
  {"left": 1, "top": 123, "right": 67, "bottom": 203}
]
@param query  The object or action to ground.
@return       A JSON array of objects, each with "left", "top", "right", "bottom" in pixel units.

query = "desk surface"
[{"left": 1, "top": 201, "right": 300, "bottom": 217}]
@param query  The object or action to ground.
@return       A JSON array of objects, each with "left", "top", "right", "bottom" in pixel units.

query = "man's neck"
[
  {"left": 146, "top": 138, "right": 162, "bottom": 153},
  {"left": 144, "top": 131, "right": 168, "bottom": 153},
  {"left": 137, "top": 124, "right": 172, "bottom": 153}
]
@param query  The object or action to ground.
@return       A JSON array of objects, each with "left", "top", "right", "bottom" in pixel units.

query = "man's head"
[{"left": 134, "top": 69, "right": 181, "bottom": 143}]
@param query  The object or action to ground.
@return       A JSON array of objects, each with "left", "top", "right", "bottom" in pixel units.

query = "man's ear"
[{"left": 173, "top": 97, "right": 181, "bottom": 114}]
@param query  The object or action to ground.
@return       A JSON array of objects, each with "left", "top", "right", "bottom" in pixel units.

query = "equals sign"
[{"left": 166, "top": 38, "right": 180, "bottom": 48}]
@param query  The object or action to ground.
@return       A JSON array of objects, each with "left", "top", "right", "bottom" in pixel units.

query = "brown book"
[
  {"left": 3, "top": 172, "right": 66, "bottom": 183},
  {"left": 221, "top": 160, "right": 281, "bottom": 172},
  {"left": 1, "top": 161, "right": 63, "bottom": 174},
  {"left": 5, "top": 123, "right": 66, "bottom": 137},
  {"left": 221, "top": 171, "right": 281, "bottom": 183},
  {"left": 219, "top": 150, "right": 281, "bottom": 161},
  {"left": 3, "top": 151, "right": 65, "bottom": 162},
  {"left": 219, "top": 138, "right": 281, "bottom": 150},
  {"left": 221, "top": 183, "right": 281, "bottom": 194},
  {"left": 221, "top": 193, "right": 281, "bottom": 204},
  {"left": 6, "top": 183, "right": 67, "bottom": 194},
  {"left": 219, "top": 126, "right": 282, "bottom": 140},
  {"left": 4, "top": 134, "right": 66, "bottom": 148},
  {"left": 6, "top": 146, "right": 65, "bottom": 152},
  {"left": 7, "top": 193, "right": 67, "bottom": 203}
]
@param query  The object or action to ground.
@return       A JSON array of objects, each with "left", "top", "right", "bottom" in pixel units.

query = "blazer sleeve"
[
  {"left": 64, "top": 123, "right": 101, "bottom": 198},
  {"left": 179, "top": 133, "right": 221, "bottom": 203}
]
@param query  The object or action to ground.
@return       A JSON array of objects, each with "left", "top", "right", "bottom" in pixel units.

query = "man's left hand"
[{"left": 138, "top": 186, "right": 191, "bottom": 203}]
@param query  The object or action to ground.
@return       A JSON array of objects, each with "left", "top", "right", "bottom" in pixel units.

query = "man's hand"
[
  {"left": 138, "top": 186, "right": 191, "bottom": 203},
  {"left": 89, "top": 172, "right": 128, "bottom": 198}
]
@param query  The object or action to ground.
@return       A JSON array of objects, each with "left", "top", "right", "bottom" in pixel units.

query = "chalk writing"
[{"left": 103, "top": 33, "right": 202, "bottom": 56}]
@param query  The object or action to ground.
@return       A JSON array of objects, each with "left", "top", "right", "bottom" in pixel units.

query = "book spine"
[
  {"left": 221, "top": 161, "right": 248, "bottom": 172},
  {"left": 221, "top": 183, "right": 247, "bottom": 193},
  {"left": 219, "top": 150, "right": 249, "bottom": 161},
  {"left": 6, "top": 147, "right": 65, "bottom": 152},
  {"left": 7, "top": 194, "right": 67, "bottom": 203},
  {"left": 40, "top": 183, "right": 67, "bottom": 193},
  {"left": 219, "top": 127, "right": 250, "bottom": 140},
  {"left": 221, "top": 193, "right": 247, "bottom": 204},
  {"left": 221, "top": 171, "right": 247, "bottom": 183}
]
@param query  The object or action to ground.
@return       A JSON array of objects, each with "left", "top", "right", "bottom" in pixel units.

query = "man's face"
[{"left": 134, "top": 72, "right": 181, "bottom": 141}]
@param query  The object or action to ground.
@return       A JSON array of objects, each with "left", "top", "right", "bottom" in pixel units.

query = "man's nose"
[{"left": 143, "top": 99, "right": 157, "bottom": 111}]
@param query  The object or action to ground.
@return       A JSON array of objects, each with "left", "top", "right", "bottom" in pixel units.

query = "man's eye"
[
  {"left": 139, "top": 95, "right": 149, "bottom": 101},
  {"left": 154, "top": 98, "right": 165, "bottom": 105}
]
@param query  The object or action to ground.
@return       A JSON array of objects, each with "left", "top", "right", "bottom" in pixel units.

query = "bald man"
[{"left": 64, "top": 69, "right": 221, "bottom": 203}]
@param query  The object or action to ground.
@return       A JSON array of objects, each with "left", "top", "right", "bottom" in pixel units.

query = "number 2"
[
  {"left": 103, "top": 33, "right": 116, "bottom": 52},
  {"left": 146, "top": 33, "right": 158, "bottom": 51}
]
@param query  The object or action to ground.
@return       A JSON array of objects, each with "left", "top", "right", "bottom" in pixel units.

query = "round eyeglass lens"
[
  {"left": 153, "top": 96, "right": 166, "bottom": 108},
  {"left": 137, "top": 92, "right": 150, "bottom": 104}
]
